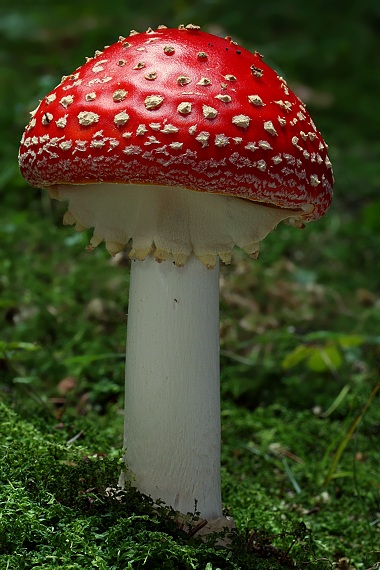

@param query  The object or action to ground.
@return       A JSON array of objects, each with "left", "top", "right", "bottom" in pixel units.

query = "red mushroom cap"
[{"left": 19, "top": 25, "right": 333, "bottom": 223}]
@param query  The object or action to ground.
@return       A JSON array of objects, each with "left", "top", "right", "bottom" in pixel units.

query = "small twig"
[
  {"left": 186, "top": 518, "right": 208, "bottom": 538},
  {"left": 66, "top": 430, "right": 84, "bottom": 445}
]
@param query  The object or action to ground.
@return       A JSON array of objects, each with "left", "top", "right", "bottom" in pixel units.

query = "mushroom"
[{"left": 18, "top": 25, "right": 333, "bottom": 529}]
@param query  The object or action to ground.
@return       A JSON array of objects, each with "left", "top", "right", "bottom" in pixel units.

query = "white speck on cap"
[
  {"left": 310, "top": 175, "right": 320, "bottom": 187},
  {"left": 177, "top": 102, "right": 192, "bottom": 115},
  {"left": 245, "top": 142, "right": 258, "bottom": 152},
  {"left": 144, "top": 95, "right": 164, "bottom": 109},
  {"left": 92, "top": 59, "right": 108, "bottom": 73},
  {"left": 161, "top": 124, "right": 179, "bottom": 134},
  {"left": 263, "top": 121, "right": 278, "bottom": 136},
  {"left": 113, "top": 89, "right": 128, "bottom": 101},
  {"left": 274, "top": 100, "right": 292, "bottom": 112},
  {"left": 215, "top": 134, "right": 229, "bottom": 147},
  {"left": 232, "top": 115, "right": 250, "bottom": 128},
  {"left": 78, "top": 111, "right": 100, "bottom": 126},
  {"left": 59, "top": 141, "right": 72, "bottom": 150},
  {"left": 215, "top": 94, "right": 231, "bottom": 103},
  {"left": 248, "top": 94, "right": 264, "bottom": 106},
  {"left": 177, "top": 75, "right": 191, "bottom": 85},
  {"left": 45, "top": 94, "right": 56, "bottom": 104},
  {"left": 56, "top": 115, "right": 68, "bottom": 128},
  {"left": 42, "top": 113, "right": 53, "bottom": 125},
  {"left": 258, "top": 140, "right": 273, "bottom": 150},
  {"left": 60, "top": 95, "right": 74, "bottom": 109},
  {"left": 136, "top": 124, "right": 148, "bottom": 136},
  {"left": 256, "top": 159, "right": 266, "bottom": 171},
  {"left": 196, "top": 131, "right": 210, "bottom": 147},
  {"left": 203, "top": 105, "right": 218, "bottom": 119},
  {"left": 114, "top": 110, "right": 130, "bottom": 126},
  {"left": 197, "top": 77, "right": 212, "bottom": 86}
]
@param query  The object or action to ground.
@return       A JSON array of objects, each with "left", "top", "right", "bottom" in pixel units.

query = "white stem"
[{"left": 122, "top": 254, "right": 222, "bottom": 519}]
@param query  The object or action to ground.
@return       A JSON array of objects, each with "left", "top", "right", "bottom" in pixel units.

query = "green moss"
[
  {"left": 1, "top": 397, "right": 379, "bottom": 568},
  {"left": 221, "top": 402, "right": 380, "bottom": 567}
]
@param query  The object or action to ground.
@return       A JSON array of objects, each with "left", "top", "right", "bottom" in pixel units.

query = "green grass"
[{"left": 1, "top": 0, "right": 380, "bottom": 567}]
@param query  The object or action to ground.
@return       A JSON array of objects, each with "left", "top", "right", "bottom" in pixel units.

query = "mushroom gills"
[{"left": 53, "top": 183, "right": 302, "bottom": 266}]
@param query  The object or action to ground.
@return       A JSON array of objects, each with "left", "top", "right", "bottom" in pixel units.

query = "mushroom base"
[{"left": 51, "top": 183, "right": 303, "bottom": 268}]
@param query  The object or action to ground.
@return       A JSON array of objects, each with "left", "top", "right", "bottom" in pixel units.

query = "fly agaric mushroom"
[{"left": 18, "top": 25, "right": 333, "bottom": 528}]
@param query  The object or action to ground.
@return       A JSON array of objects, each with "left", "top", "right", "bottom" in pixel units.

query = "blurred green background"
[{"left": 1, "top": 0, "right": 380, "bottom": 567}]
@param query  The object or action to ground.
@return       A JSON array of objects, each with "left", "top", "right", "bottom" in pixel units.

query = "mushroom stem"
[{"left": 121, "top": 254, "right": 222, "bottom": 519}]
